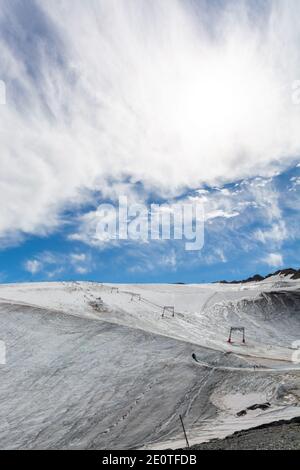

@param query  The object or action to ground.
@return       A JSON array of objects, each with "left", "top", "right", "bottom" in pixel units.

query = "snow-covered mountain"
[
  {"left": 0, "top": 278, "right": 299, "bottom": 449},
  {"left": 220, "top": 268, "right": 300, "bottom": 284}
]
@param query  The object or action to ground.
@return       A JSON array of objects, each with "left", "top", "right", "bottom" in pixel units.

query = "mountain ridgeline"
[{"left": 220, "top": 268, "right": 300, "bottom": 285}]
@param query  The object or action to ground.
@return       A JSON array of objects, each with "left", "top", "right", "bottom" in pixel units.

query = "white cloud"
[
  {"left": 1, "top": 0, "right": 300, "bottom": 239},
  {"left": 161, "top": 250, "right": 177, "bottom": 270},
  {"left": 264, "top": 253, "right": 284, "bottom": 268},
  {"left": 290, "top": 176, "right": 300, "bottom": 191},
  {"left": 70, "top": 253, "right": 87, "bottom": 263},
  {"left": 206, "top": 210, "right": 240, "bottom": 221},
  {"left": 201, "top": 247, "right": 227, "bottom": 266},
  {"left": 69, "top": 176, "right": 287, "bottom": 251},
  {"left": 24, "top": 259, "right": 42, "bottom": 275},
  {"left": 75, "top": 266, "right": 89, "bottom": 275},
  {"left": 254, "top": 221, "right": 288, "bottom": 245},
  {"left": 24, "top": 251, "right": 92, "bottom": 277}
]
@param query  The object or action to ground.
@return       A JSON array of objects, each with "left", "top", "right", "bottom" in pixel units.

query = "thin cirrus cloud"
[
  {"left": 24, "top": 251, "right": 92, "bottom": 277},
  {"left": 1, "top": 0, "right": 300, "bottom": 244},
  {"left": 71, "top": 174, "right": 296, "bottom": 254}
]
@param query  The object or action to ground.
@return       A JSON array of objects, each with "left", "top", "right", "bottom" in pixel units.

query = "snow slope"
[{"left": 0, "top": 278, "right": 299, "bottom": 449}]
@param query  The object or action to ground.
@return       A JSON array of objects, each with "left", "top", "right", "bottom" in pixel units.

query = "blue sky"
[{"left": 0, "top": 0, "right": 300, "bottom": 283}]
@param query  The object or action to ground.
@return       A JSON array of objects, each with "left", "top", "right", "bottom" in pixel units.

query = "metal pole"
[{"left": 179, "top": 414, "right": 190, "bottom": 449}]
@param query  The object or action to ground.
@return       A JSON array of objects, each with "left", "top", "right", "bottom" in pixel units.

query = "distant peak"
[{"left": 219, "top": 268, "right": 300, "bottom": 284}]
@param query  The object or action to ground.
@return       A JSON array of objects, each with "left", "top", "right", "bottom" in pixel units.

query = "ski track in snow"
[{"left": 192, "top": 354, "right": 300, "bottom": 373}]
